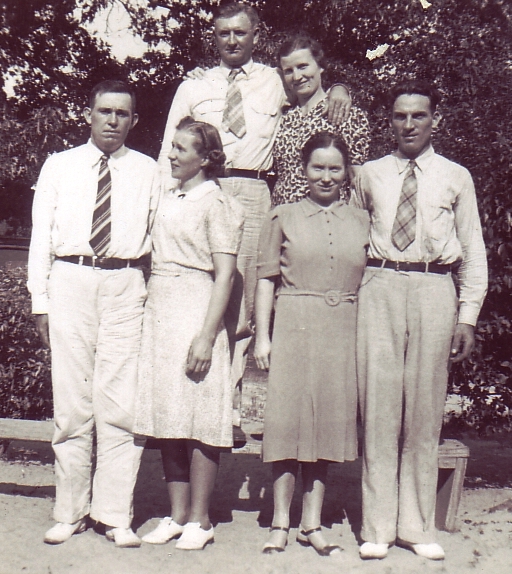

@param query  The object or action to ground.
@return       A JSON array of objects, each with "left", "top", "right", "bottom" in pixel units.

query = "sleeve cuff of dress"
[{"left": 257, "top": 262, "right": 280, "bottom": 280}]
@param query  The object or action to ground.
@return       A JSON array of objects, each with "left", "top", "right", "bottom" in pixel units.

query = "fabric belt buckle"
[{"left": 324, "top": 290, "right": 341, "bottom": 306}]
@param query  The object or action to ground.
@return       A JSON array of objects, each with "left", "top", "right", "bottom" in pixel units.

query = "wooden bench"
[{"left": 0, "top": 418, "right": 468, "bottom": 532}]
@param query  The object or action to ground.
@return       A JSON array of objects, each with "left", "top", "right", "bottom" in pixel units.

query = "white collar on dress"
[{"left": 171, "top": 179, "right": 219, "bottom": 202}]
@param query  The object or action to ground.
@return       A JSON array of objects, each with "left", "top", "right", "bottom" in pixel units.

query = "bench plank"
[{"left": 0, "top": 418, "right": 54, "bottom": 443}]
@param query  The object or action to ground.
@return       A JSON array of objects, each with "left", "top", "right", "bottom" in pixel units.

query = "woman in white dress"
[{"left": 135, "top": 117, "right": 244, "bottom": 551}]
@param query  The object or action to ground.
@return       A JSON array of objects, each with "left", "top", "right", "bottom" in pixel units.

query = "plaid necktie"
[
  {"left": 89, "top": 155, "right": 111, "bottom": 256},
  {"left": 222, "top": 68, "right": 246, "bottom": 138},
  {"left": 391, "top": 160, "right": 417, "bottom": 251}
]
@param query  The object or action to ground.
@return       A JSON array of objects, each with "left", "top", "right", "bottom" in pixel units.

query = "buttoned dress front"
[
  {"left": 257, "top": 198, "right": 369, "bottom": 463},
  {"left": 134, "top": 181, "right": 244, "bottom": 447}
]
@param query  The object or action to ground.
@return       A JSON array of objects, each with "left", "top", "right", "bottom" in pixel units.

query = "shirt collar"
[
  {"left": 87, "top": 139, "right": 127, "bottom": 169},
  {"left": 219, "top": 59, "right": 253, "bottom": 77},
  {"left": 393, "top": 145, "right": 435, "bottom": 174},
  {"left": 301, "top": 196, "right": 347, "bottom": 219},
  {"left": 172, "top": 179, "right": 218, "bottom": 202}
]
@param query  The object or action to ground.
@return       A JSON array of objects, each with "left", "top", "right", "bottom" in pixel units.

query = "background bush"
[{"left": 0, "top": 266, "right": 52, "bottom": 420}]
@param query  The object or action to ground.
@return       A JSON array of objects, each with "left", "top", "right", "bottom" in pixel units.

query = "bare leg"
[
  {"left": 299, "top": 461, "right": 340, "bottom": 555},
  {"left": 187, "top": 440, "right": 221, "bottom": 530},
  {"left": 301, "top": 460, "right": 328, "bottom": 529},
  {"left": 263, "top": 460, "right": 298, "bottom": 552}
]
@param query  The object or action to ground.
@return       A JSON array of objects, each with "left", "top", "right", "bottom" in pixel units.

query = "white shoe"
[
  {"left": 44, "top": 519, "right": 87, "bottom": 544},
  {"left": 141, "top": 517, "right": 184, "bottom": 544},
  {"left": 175, "top": 522, "right": 214, "bottom": 550},
  {"left": 105, "top": 527, "right": 141, "bottom": 548},
  {"left": 409, "top": 542, "right": 445, "bottom": 560},
  {"left": 360, "top": 542, "right": 389, "bottom": 559}
]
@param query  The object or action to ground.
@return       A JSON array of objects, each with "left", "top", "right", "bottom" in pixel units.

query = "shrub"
[{"left": 0, "top": 266, "right": 52, "bottom": 420}]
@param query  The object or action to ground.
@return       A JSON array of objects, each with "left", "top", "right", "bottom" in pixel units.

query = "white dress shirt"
[
  {"left": 158, "top": 59, "right": 286, "bottom": 189},
  {"left": 353, "top": 146, "right": 488, "bottom": 325},
  {"left": 28, "top": 140, "right": 162, "bottom": 313}
]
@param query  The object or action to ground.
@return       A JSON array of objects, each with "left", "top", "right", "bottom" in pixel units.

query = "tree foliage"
[{"left": 0, "top": 0, "right": 511, "bottom": 429}]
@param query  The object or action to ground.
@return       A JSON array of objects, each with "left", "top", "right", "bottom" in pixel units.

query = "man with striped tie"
[
  {"left": 352, "top": 80, "right": 487, "bottom": 561},
  {"left": 28, "top": 80, "right": 161, "bottom": 547}
]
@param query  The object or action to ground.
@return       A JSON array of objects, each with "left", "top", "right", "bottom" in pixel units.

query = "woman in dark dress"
[{"left": 254, "top": 132, "right": 369, "bottom": 555}]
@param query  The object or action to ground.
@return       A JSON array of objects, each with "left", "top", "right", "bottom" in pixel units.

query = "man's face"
[
  {"left": 214, "top": 13, "right": 259, "bottom": 68},
  {"left": 391, "top": 94, "right": 441, "bottom": 159},
  {"left": 83, "top": 91, "right": 138, "bottom": 154}
]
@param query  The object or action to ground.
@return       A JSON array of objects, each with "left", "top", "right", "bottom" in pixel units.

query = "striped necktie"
[
  {"left": 222, "top": 68, "right": 246, "bottom": 138},
  {"left": 391, "top": 160, "right": 417, "bottom": 251},
  {"left": 89, "top": 154, "right": 111, "bottom": 256}
]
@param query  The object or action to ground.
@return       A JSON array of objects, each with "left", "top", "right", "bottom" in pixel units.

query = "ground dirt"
[{"left": 1, "top": 363, "right": 512, "bottom": 574}]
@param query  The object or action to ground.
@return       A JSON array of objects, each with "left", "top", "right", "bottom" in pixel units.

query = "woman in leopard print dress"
[{"left": 272, "top": 34, "right": 370, "bottom": 207}]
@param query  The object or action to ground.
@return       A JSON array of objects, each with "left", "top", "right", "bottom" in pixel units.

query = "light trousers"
[
  {"left": 218, "top": 177, "right": 271, "bottom": 392},
  {"left": 357, "top": 268, "right": 458, "bottom": 544},
  {"left": 48, "top": 261, "right": 146, "bottom": 528}
]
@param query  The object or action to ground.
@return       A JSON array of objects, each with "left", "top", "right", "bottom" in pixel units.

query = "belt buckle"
[
  {"left": 324, "top": 290, "right": 340, "bottom": 306},
  {"left": 395, "top": 261, "right": 401, "bottom": 272},
  {"left": 91, "top": 255, "right": 98, "bottom": 270}
]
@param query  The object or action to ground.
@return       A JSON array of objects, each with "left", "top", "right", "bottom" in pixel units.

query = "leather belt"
[
  {"left": 56, "top": 255, "right": 146, "bottom": 270},
  {"left": 222, "top": 168, "right": 269, "bottom": 180},
  {"left": 366, "top": 258, "right": 452, "bottom": 275}
]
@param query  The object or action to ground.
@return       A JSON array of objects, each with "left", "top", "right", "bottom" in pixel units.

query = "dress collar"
[
  {"left": 301, "top": 196, "right": 348, "bottom": 220},
  {"left": 171, "top": 179, "right": 219, "bottom": 202}
]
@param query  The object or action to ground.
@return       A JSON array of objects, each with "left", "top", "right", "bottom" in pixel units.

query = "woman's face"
[
  {"left": 305, "top": 145, "right": 346, "bottom": 207},
  {"left": 280, "top": 47, "right": 323, "bottom": 103},
  {"left": 168, "top": 129, "right": 206, "bottom": 183}
]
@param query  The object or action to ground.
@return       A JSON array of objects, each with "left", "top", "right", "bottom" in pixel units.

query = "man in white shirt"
[
  {"left": 159, "top": 2, "right": 350, "bottom": 423},
  {"left": 353, "top": 79, "right": 487, "bottom": 561},
  {"left": 28, "top": 80, "right": 161, "bottom": 547}
]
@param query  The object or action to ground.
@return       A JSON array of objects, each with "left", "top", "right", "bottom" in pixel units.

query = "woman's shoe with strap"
[
  {"left": 297, "top": 526, "right": 342, "bottom": 557},
  {"left": 262, "top": 526, "right": 289, "bottom": 554}
]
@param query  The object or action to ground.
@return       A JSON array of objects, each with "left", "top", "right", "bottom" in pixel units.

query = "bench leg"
[{"left": 435, "top": 458, "right": 468, "bottom": 532}]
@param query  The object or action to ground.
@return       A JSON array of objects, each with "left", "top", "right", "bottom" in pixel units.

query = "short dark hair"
[
  {"left": 176, "top": 117, "right": 226, "bottom": 179},
  {"left": 301, "top": 131, "right": 350, "bottom": 169},
  {"left": 89, "top": 80, "right": 137, "bottom": 112},
  {"left": 388, "top": 79, "right": 441, "bottom": 113},
  {"left": 213, "top": 2, "right": 259, "bottom": 27},
  {"left": 278, "top": 33, "right": 326, "bottom": 70}
]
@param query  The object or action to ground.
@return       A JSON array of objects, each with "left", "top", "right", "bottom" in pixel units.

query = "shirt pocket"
[
  {"left": 193, "top": 99, "right": 225, "bottom": 125},
  {"left": 246, "top": 98, "right": 279, "bottom": 139},
  {"left": 424, "top": 192, "right": 456, "bottom": 241}
]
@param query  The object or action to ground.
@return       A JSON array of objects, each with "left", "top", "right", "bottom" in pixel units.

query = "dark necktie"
[
  {"left": 391, "top": 160, "right": 417, "bottom": 251},
  {"left": 222, "top": 68, "right": 246, "bottom": 138},
  {"left": 89, "top": 155, "right": 111, "bottom": 256}
]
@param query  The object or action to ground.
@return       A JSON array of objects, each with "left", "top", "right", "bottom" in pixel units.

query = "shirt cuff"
[
  {"left": 457, "top": 304, "right": 480, "bottom": 327},
  {"left": 31, "top": 295, "right": 49, "bottom": 315}
]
